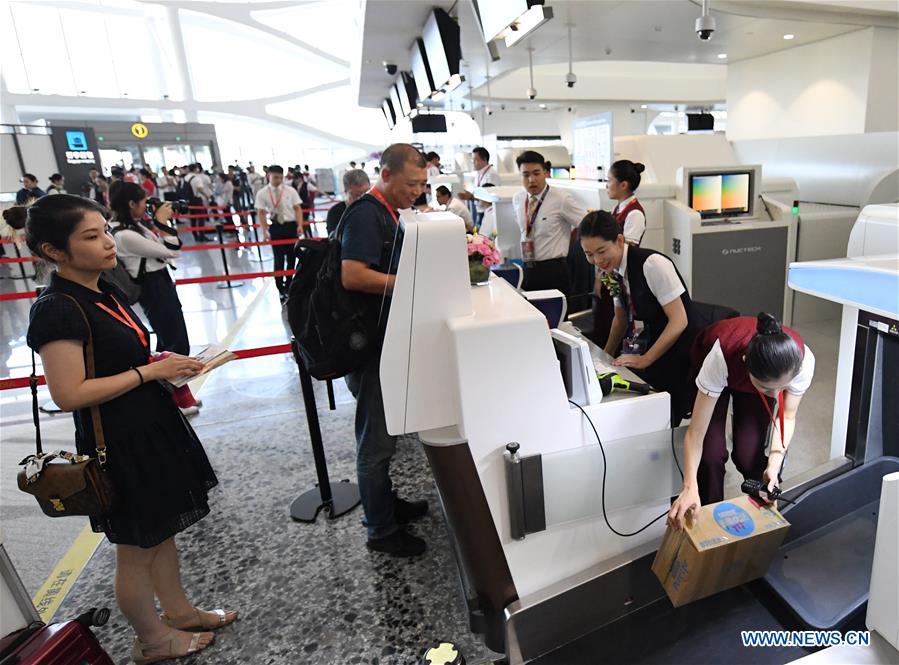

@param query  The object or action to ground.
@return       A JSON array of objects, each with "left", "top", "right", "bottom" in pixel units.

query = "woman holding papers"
[{"left": 22, "top": 194, "right": 235, "bottom": 664}]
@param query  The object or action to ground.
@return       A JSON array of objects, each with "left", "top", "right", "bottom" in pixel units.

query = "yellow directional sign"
[{"left": 131, "top": 122, "right": 149, "bottom": 139}]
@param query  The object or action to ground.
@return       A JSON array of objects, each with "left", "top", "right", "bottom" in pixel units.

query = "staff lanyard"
[
  {"left": 617, "top": 272, "right": 638, "bottom": 338},
  {"left": 476, "top": 166, "right": 491, "bottom": 187},
  {"left": 525, "top": 186, "right": 549, "bottom": 238},
  {"left": 368, "top": 187, "right": 399, "bottom": 226},
  {"left": 269, "top": 186, "right": 285, "bottom": 216},
  {"left": 95, "top": 297, "right": 148, "bottom": 351},
  {"left": 757, "top": 389, "right": 786, "bottom": 450}
]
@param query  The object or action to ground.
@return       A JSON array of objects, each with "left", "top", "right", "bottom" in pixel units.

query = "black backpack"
[{"left": 287, "top": 194, "right": 397, "bottom": 380}]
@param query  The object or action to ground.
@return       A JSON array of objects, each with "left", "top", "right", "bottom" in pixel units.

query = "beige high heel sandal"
[
  {"left": 160, "top": 607, "right": 238, "bottom": 631},
  {"left": 131, "top": 629, "right": 213, "bottom": 664}
]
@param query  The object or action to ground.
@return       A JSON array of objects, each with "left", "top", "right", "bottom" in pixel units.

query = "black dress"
[{"left": 26, "top": 272, "right": 218, "bottom": 548}]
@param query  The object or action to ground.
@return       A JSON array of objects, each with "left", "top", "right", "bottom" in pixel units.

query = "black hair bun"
[
  {"left": 756, "top": 312, "right": 782, "bottom": 336},
  {"left": 2, "top": 206, "right": 27, "bottom": 231},
  {"left": 634, "top": 162, "right": 645, "bottom": 174}
]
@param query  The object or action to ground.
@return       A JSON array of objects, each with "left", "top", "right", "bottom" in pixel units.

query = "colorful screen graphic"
[
  {"left": 690, "top": 175, "right": 721, "bottom": 214},
  {"left": 721, "top": 173, "right": 750, "bottom": 213},
  {"left": 690, "top": 172, "right": 752, "bottom": 218}
]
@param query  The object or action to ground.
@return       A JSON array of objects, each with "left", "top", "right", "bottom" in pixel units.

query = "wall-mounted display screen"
[
  {"left": 389, "top": 85, "right": 403, "bottom": 122},
  {"left": 689, "top": 171, "right": 753, "bottom": 218},
  {"left": 382, "top": 99, "right": 396, "bottom": 129},
  {"left": 410, "top": 38, "right": 435, "bottom": 102},
  {"left": 421, "top": 9, "right": 461, "bottom": 92},
  {"left": 397, "top": 72, "right": 416, "bottom": 117},
  {"left": 473, "top": 0, "right": 529, "bottom": 42}
]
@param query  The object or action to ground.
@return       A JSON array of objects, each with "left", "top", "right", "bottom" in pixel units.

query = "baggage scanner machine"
[{"left": 380, "top": 209, "right": 899, "bottom": 663}]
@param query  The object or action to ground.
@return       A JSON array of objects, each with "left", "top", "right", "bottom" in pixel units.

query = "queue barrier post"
[
  {"left": 215, "top": 222, "right": 244, "bottom": 290},
  {"left": 10, "top": 244, "right": 33, "bottom": 281},
  {"left": 249, "top": 210, "right": 265, "bottom": 264},
  {"left": 288, "top": 337, "right": 360, "bottom": 522}
]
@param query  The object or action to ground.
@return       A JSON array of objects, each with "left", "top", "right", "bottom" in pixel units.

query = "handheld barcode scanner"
[
  {"left": 596, "top": 372, "right": 652, "bottom": 396},
  {"left": 741, "top": 479, "right": 795, "bottom": 504}
]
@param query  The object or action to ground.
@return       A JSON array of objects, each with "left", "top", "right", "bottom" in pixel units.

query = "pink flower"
[{"left": 466, "top": 233, "right": 501, "bottom": 267}]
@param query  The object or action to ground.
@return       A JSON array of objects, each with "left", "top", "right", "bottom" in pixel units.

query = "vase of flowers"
[{"left": 466, "top": 232, "right": 501, "bottom": 285}]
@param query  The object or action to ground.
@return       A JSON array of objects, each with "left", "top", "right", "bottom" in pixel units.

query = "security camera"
[
  {"left": 565, "top": 72, "right": 577, "bottom": 89},
  {"left": 383, "top": 62, "right": 398, "bottom": 76},
  {"left": 526, "top": 87, "right": 537, "bottom": 100},
  {"left": 695, "top": 15, "right": 716, "bottom": 41},
  {"left": 500, "top": 104, "right": 506, "bottom": 111}
]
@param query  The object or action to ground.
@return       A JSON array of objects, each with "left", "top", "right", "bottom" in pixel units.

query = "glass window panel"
[
  {"left": 59, "top": 8, "right": 118, "bottom": 97},
  {"left": 250, "top": 2, "right": 359, "bottom": 62},
  {"left": 105, "top": 14, "right": 161, "bottom": 99},
  {"left": 9, "top": 2, "right": 76, "bottom": 96},
  {"left": 163, "top": 144, "right": 192, "bottom": 170},
  {"left": 0, "top": 2, "right": 29, "bottom": 93},
  {"left": 193, "top": 145, "right": 213, "bottom": 170},
  {"left": 266, "top": 86, "right": 388, "bottom": 146},
  {"left": 180, "top": 9, "right": 346, "bottom": 102},
  {"left": 142, "top": 146, "right": 165, "bottom": 174}
]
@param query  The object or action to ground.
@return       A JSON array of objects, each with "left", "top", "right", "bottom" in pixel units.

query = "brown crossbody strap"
[{"left": 48, "top": 293, "right": 108, "bottom": 466}]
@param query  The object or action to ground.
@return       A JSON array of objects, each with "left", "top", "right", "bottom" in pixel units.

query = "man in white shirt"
[
  {"left": 255, "top": 164, "right": 303, "bottom": 301},
  {"left": 425, "top": 151, "right": 441, "bottom": 179},
  {"left": 185, "top": 163, "right": 213, "bottom": 240},
  {"left": 457, "top": 146, "right": 499, "bottom": 227},
  {"left": 513, "top": 150, "right": 587, "bottom": 294},
  {"left": 435, "top": 185, "right": 474, "bottom": 231}
]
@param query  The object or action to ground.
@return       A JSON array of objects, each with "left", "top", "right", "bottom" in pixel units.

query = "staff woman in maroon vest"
[
  {"left": 668, "top": 313, "right": 816, "bottom": 529},
  {"left": 591, "top": 160, "right": 647, "bottom": 346}
]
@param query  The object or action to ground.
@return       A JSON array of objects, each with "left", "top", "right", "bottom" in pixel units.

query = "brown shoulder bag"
[{"left": 17, "top": 294, "right": 118, "bottom": 518}]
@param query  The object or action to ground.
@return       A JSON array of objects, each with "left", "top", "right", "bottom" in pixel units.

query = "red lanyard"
[
  {"left": 368, "top": 187, "right": 399, "bottom": 226},
  {"left": 95, "top": 297, "right": 148, "bottom": 350},
  {"left": 525, "top": 186, "right": 549, "bottom": 237},
  {"left": 269, "top": 186, "right": 285, "bottom": 213},
  {"left": 757, "top": 389, "right": 785, "bottom": 450},
  {"left": 476, "top": 166, "right": 490, "bottom": 187}
]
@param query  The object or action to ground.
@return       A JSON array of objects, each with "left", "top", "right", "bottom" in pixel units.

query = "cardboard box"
[{"left": 652, "top": 495, "right": 790, "bottom": 607}]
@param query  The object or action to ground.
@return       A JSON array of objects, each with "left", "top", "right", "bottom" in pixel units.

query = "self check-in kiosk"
[{"left": 380, "top": 206, "right": 899, "bottom": 664}]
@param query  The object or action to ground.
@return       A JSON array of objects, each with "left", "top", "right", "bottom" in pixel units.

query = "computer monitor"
[{"left": 688, "top": 170, "right": 754, "bottom": 219}]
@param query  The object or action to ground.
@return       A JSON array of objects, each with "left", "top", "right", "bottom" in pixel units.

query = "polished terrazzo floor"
[{"left": 52, "top": 356, "right": 498, "bottom": 665}]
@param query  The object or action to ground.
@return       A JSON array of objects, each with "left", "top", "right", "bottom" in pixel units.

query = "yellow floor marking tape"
[{"left": 31, "top": 280, "right": 272, "bottom": 620}]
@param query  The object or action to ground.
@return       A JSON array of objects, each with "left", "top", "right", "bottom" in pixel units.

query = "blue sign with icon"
[
  {"left": 66, "top": 130, "right": 88, "bottom": 151},
  {"left": 713, "top": 503, "right": 755, "bottom": 537}
]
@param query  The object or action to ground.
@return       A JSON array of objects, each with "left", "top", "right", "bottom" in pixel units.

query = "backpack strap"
[{"left": 110, "top": 225, "right": 148, "bottom": 280}]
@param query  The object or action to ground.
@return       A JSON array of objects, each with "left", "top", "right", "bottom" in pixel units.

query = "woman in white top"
[{"left": 108, "top": 181, "right": 190, "bottom": 356}]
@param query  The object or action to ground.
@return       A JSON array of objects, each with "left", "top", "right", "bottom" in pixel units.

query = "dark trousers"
[
  {"left": 522, "top": 257, "right": 571, "bottom": 294},
  {"left": 698, "top": 389, "right": 775, "bottom": 504},
  {"left": 269, "top": 222, "right": 298, "bottom": 294},
  {"left": 345, "top": 355, "right": 399, "bottom": 539},
  {"left": 139, "top": 269, "right": 190, "bottom": 355}
]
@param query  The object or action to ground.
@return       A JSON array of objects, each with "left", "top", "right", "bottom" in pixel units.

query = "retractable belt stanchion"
[
  {"left": 289, "top": 337, "right": 360, "bottom": 522},
  {"left": 10, "top": 244, "right": 33, "bottom": 281},
  {"left": 214, "top": 221, "right": 244, "bottom": 289},
  {"left": 248, "top": 209, "right": 265, "bottom": 264}
]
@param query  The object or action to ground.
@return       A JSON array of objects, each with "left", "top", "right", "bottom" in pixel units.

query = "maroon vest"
[
  {"left": 691, "top": 316, "right": 805, "bottom": 394},
  {"left": 613, "top": 198, "right": 645, "bottom": 244}
]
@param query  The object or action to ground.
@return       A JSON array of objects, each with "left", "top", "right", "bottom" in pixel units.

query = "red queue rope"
[
  {"left": 0, "top": 268, "right": 298, "bottom": 301},
  {"left": 181, "top": 239, "right": 299, "bottom": 252},
  {"left": 0, "top": 256, "right": 37, "bottom": 264},
  {"left": 0, "top": 342, "right": 294, "bottom": 391}
]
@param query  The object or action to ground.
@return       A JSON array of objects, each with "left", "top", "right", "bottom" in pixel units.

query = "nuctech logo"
[{"left": 722, "top": 246, "right": 762, "bottom": 256}]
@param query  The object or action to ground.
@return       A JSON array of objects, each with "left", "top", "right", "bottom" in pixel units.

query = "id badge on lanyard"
[
  {"left": 522, "top": 188, "right": 547, "bottom": 267},
  {"left": 757, "top": 390, "right": 786, "bottom": 450}
]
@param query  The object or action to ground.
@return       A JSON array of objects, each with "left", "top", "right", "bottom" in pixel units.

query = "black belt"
[{"left": 527, "top": 257, "right": 566, "bottom": 266}]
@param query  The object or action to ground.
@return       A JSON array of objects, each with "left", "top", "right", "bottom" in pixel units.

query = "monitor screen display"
[
  {"left": 473, "top": 0, "right": 529, "bottom": 42},
  {"left": 382, "top": 99, "right": 395, "bottom": 129},
  {"left": 410, "top": 38, "right": 435, "bottom": 101},
  {"left": 389, "top": 85, "right": 403, "bottom": 121},
  {"left": 689, "top": 172, "right": 752, "bottom": 218},
  {"left": 421, "top": 9, "right": 460, "bottom": 91}
]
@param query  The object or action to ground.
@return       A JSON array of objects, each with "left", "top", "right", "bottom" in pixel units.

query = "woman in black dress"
[{"left": 22, "top": 196, "right": 236, "bottom": 664}]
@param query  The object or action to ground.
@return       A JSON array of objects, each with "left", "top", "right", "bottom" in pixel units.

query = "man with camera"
[{"left": 255, "top": 165, "right": 303, "bottom": 302}]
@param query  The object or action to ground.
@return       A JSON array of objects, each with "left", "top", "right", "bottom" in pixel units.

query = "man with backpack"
[{"left": 340, "top": 143, "right": 429, "bottom": 557}]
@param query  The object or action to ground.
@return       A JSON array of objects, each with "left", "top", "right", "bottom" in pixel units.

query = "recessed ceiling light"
[
  {"left": 640, "top": 104, "right": 647, "bottom": 109},
  {"left": 717, "top": 53, "right": 727, "bottom": 59},
  {"left": 538, "top": 103, "right": 547, "bottom": 109},
  {"left": 783, "top": 34, "right": 795, "bottom": 40}
]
